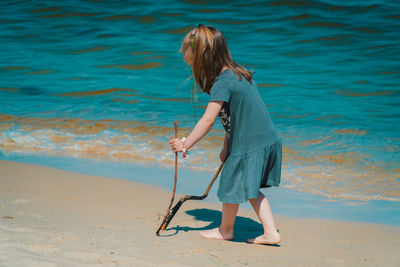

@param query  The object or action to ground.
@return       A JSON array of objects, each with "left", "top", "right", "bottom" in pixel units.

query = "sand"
[{"left": 0, "top": 160, "right": 399, "bottom": 266}]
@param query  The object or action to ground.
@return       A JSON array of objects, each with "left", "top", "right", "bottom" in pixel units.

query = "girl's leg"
[
  {"left": 248, "top": 191, "right": 281, "bottom": 244},
  {"left": 199, "top": 202, "right": 239, "bottom": 240}
]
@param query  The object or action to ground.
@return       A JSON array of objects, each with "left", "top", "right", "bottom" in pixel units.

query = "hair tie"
[{"left": 191, "top": 23, "right": 201, "bottom": 36}]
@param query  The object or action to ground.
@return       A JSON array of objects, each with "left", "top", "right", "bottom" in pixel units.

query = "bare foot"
[
  {"left": 247, "top": 231, "right": 281, "bottom": 245},
  {"left": 199, "top": 227, "right": 233, "bottom": 240}
]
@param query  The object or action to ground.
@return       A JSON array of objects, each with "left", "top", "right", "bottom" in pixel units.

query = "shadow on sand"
[{"left": 164, "top": 208, "right": 274, "bottom": 244}]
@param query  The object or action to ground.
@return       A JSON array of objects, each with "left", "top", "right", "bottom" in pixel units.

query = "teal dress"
[{"left": 209, "top": 69, "right": 282, "bottom": 203}]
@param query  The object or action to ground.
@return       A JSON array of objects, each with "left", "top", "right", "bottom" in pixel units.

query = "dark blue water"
[{"left": 0, "top": 0, "right": 399, "bottom": 202}]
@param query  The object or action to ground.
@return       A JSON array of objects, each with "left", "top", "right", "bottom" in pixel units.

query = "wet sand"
[{"left": 0, "top": 160, "right": 399, "bottom": 266}]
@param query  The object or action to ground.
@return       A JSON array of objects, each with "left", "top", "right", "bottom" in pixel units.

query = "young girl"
[{"left": 168, "top": 24, "right": 282, "bottom": 245}]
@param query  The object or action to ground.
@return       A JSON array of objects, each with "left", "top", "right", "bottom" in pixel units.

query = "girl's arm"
[{"left": 168, "top": 101, "right": 223, "bottom": 152}]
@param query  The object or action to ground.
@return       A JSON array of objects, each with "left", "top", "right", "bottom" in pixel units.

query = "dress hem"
[{"left": 217, "top": 184, "right": 279, "bottom": 204}]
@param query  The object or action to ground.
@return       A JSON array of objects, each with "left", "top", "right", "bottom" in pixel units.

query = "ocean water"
[{"left": 0, "top": 0, "right": 399, "bottom": 202}]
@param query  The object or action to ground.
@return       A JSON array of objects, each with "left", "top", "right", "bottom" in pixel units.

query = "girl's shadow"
[{"left": 165, "top": 208, "right": 266, "bottom": 243}]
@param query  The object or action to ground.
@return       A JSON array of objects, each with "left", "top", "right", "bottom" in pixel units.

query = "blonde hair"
[{"left": 181, "top": 24, "right": 252, "bottom": 94}]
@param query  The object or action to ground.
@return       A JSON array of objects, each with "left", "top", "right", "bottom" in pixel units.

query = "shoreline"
[
  {"left": 0, "top": 160, "right": 399, "bottom": 266},
  {"left": 1, "top": 152, "right": 399, "bottom": 226}
]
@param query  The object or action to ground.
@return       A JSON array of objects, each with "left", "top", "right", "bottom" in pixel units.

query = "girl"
[{"left": 168, "top": 24, "right": 282, "bottom": 245}]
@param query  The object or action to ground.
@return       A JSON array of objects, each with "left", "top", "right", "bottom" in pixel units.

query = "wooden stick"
[
  {"left": 155, "top": 121, "right": 178, "bottom": 236},
  {"left": 156, "top": 162, "right": 224, "bottom": 235}
]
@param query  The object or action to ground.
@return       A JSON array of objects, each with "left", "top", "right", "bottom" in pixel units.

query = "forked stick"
[
  {"left": 155, "top": 121, "right": 178, "bottom": 236},
  {"left": 156, "top": 162, "right": 224, "bottom": 236}
]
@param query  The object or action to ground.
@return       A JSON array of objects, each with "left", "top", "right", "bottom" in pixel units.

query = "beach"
[
  {"left": 1, "top": 1, "right": 399, "bottom": 266},
  {"left": 1, "top": 160, "right": 399, "bottom": 267}
]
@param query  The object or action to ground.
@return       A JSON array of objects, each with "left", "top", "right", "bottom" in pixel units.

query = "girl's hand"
[
  {"left": 168, "top": 138, "right": 183, "bottom": 153},
  {"left": 219, "top": 147, "right": 229, "bottom": 163}
]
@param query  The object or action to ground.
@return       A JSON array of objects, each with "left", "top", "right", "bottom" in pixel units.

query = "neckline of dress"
[{"left": 220, "top": 68, "right": 232, "bottom": 76}]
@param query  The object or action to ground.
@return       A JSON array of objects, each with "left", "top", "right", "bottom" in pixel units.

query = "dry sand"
[{"left": 0, "top": 160, "right": 399, "bottom": 266}]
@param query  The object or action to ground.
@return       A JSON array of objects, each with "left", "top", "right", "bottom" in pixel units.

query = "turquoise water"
[{"left": 0, "top": 0, "right": 399, "bottom": 202}]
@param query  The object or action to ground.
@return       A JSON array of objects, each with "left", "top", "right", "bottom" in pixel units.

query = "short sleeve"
[{"left": 209, "top": 78, "right": 230, "bottom": 102}]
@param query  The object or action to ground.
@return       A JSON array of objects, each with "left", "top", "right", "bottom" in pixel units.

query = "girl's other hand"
[
  {"left": 219, "top": 148, "right": 229, "bottom": 163},
  {"left": 168, "top": 138, "right": 183, "bottom": 153}
]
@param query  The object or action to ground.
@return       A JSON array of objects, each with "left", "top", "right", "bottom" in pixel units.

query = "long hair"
[{"left": 181, "top": 24, "right": 252, "bottom": 94}]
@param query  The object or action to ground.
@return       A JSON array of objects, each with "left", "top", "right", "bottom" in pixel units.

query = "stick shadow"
[{"left": 165, "top": 208, "right": 266, "bottom": 243}]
